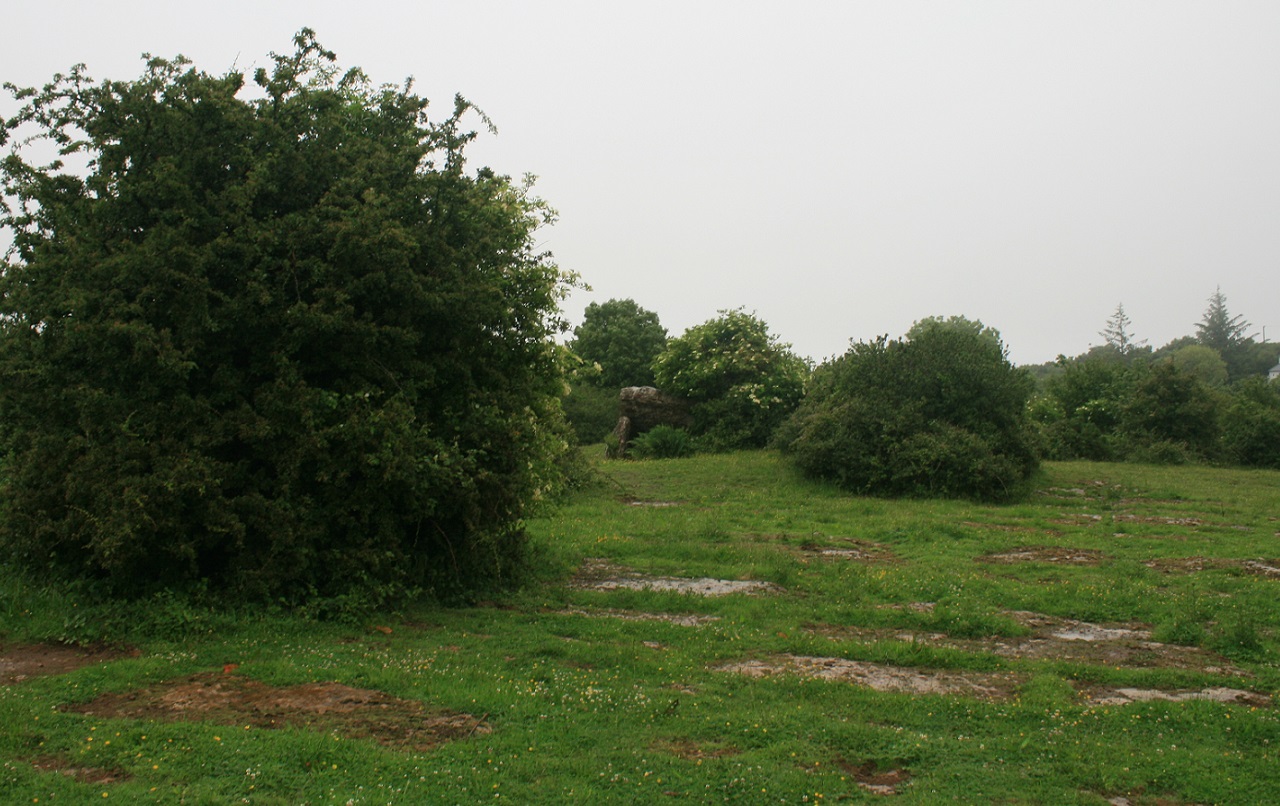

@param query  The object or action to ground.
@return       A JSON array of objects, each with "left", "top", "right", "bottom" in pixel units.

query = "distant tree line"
[
  {"left": 1030, "top": 292, "right": 1280, "bottom": 468},
  {"left": 567, "top": 289, "right": 1280, "bottom": 491}
]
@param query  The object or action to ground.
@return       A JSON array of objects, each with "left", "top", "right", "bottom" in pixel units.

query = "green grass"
[{"left": 2, "top": 451, "right": 1280, "bottom": 803}]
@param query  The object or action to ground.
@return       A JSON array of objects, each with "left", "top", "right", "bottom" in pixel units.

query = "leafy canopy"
[
  {"left": 652, "top": 309, "right": 807, "bottom": 450},
  {"left": 0, "top": 31, "right": 575, "bottom": 604},
  {"left": 570, "top": 298, "right": 667, "bottom": 388},
  {"left": 777, "top": 323, "right": 1039, "bottom": 501}
]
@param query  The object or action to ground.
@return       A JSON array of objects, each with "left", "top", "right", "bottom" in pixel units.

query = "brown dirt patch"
[
  {"left": 839, "top": 759, "right": 912, "bottom": 796},
  {"left": 26, "top": 755, "right": 130, "bottom": 785},
  {"left": 715, "top": 655, "right": 1021, "bottom": 701},
  {"left": 63, "top": 672, "right": 489, "bottom": 752},
  {"left": 798, "top": 538, "right": 896, "bottom": 562},
  {"left": 573, "top": 558, "right": 781, "bottom": 596},
  {"left": 1082, "top": 686, "right": 1271, "bottom": 708},
  {"left": 977, "top": 546, "right": 1106, "bottom": 566},
  {"left": 557, "top": 607, "right": 721, "bottom": 626},
  {"left": 1, "top": 643, "right": 136, "bottom": 685},
  {"left": 1113, "top": 514, "right": 1204, "bottom": 527},
  {"left": 810, "top": 612, "right": 1246, "bottom": 676},
  {"left": 653, "top": 738, "right": 741, "bottom": 760},
  {"left": 1049, "top": 513, "right": 1105, "bottom": 526},
  {"left": 1242, "top": 560, "right": 1280, "bottom": 579}
]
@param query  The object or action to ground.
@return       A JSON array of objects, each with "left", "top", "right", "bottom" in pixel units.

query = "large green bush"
[
  {"left": 652, "top": 309, "right": 807, "bottom": 450},
  {"left": 0, "top": 33, "right": 574, "bottom": 602},
  {"left": 1219, "top": 378, "right": 1280, "bottom": 469},
  {"left": 1032, "top": 355, "right": 1137, "bottom": 461},
  {"left": 777, "top": 326, "right": 1039, "bottom": 501}
]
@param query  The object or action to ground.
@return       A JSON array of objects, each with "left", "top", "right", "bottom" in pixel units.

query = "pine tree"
[
  {"left": 1099, "top": 303, "right": 1146, "bottom": 358},
  {"left": 1195, "top": 288, "right": 1255, "bottom": 381}
]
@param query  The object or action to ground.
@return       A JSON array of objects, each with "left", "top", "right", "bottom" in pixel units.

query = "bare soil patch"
[
  {"left": 1083, "top": 686, "right": 1271, "bottom": 708},
  {"left": 1113, "top": 514, "right": 1204, "bottom": 527},
  {"left": 977, "top": 546, "right": 1106, "bottom": 566},
  {"left": 573, "top": 558, "right": 781, "bottom": 596},
  {"left": 26, "top": 755, "right": 130, "bottom": 785},
  {"left": 63, "top": 672, "right": 490, "bottom": 752},
  {"left": 1143, "top": 557, "right": 1280, "bottom": 577},
  {"left": 840, "top": 759, "right": 912, "bottom": 796},
  {"left": 1144, "top": 556, "right": 1229, "bottom": 574},
  {"left": 653, "top": 738, "right": 741, "bottom": 760},
  {"left": 798, "top": 538, "right": 895, "bottom": 562},
  {"left": 811, "top": 612, "right": 1245, "bottom": 675},
  {"left": 1242, "top": 559, "right": 1280, "bottom": 579},
  {"left": 1, "top": 643, "right": 136, "bottom": 685},
  {"left": 557, "top": 607, "right": 721, "bottom": 626},
  {"left": 716, "top": 655, "right": 1022, "bottom": 701}
]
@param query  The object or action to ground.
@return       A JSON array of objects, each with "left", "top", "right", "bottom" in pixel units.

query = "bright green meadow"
[{"left": 2, "top": 452, "right": 1279, "bottom": 803}]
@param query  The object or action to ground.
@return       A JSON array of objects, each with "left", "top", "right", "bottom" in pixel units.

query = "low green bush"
[{"left": 629, "top": 425, "right": 697, "bottom": 459}]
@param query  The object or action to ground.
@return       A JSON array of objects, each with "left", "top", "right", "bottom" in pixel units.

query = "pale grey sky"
[{"left": 5, "top": 1, "right": 1278, "bottom": 365}]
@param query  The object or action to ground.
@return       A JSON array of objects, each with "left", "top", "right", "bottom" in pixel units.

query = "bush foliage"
[
  {"left": 628, "top": 425, "right": 697, "bottom": 460},
  {"left": 569, "top": 298, "right": 667, "bottom": 389},
  {"left": 652, "top": 309, "right": 807, "bottom": 450},
  {"left": 1032, "top": 352, "right": 1280, "bottom": 469},
  {"left": 0, "top": 33, "right": 575, "bottom": 602},
  {"left": 777, "top": 325, "right": 1039, "bottom": 501}
]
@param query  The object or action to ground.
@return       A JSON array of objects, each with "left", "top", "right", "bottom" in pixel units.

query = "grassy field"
[{"left": 2, "top": 451, "right": 1279, "bottom": 803}]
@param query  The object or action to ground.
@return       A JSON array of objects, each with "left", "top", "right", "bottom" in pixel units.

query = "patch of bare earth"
[
  {"left": 1083, "top": 686, "right": 1270, "bottom": 708},
  {"left": 839, "top": 759, "right": 911, "bottom": 796},
  {"left": 63, "top": 672, "right": 490, "bottom": 752},
  {"left": 1242, "top": 559, "right": 1280, "bottom": 579},
  {"left": 747, "top": 532, "right": 897, "bottom": 563},
  {"left": 716, "top": 655, "right": 1021, "bottom": 701},
  {"left": 0, "top": 643, "right": 136, "bottom": 685},
  {"left": 557, "top": 607, "right": 720, "bottom": 626},
  {"left": 25, "top": 755, "right": 129, "bottom": 785},
  {"left": 977, "top": 546, "right": 1106, "bottom": 565},
  {"left": 1144, "top": 556, "right": 1229, "bottom": 574},
  {"left": 573, "top": 558, "right": 781, "bottom": 596},
  {"left": 798, "top": 538, "right": 895, "bottom": 562},
  {"left": 811, "top": 612, "right": 1246, "bottom": 676},
  {"left": 1143, "top": 557, "right": 1280, "bottom": 577},
  {"left": 652, "top": 738, "right": 741, "bottom": 760}
]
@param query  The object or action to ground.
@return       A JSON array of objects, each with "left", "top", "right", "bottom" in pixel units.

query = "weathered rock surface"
[{"left": 612, "top": 386, "right": 692, "bottom": 456}]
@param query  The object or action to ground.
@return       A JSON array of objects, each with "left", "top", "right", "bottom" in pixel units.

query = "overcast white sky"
[{"left": 5, "top": 1, "right": 1278, "bottom": 365}]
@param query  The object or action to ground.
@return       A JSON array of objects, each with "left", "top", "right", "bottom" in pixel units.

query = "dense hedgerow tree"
[
  {"left": 0, "top": 32, "right": 575, "bottom": 602},
  {"left": 653, "top": 309, "right": 807, "bottom": 450},
  {"left": 1032, "top": 355, "right": 1137, "bottom": 461},
  {"left": 1118, "top": 363, "right": 1223, "bottom": 462},
  {"left": 777, "top": 324, "right": 1039, "bottom": 501},
  {"left": 570, "top": 298, "right": 667, "bottom": 389}
]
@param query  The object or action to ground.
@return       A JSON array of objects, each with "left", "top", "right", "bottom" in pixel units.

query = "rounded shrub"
[{"left": 777, "top": 325, "right": 1039, "bottom": 501}]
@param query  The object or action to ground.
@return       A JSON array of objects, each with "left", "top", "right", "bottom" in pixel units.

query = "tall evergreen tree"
[
  {"left": 1099, "top": 303, "right": 1146, "bottom": 359},
  {"left": 1195, "top": 288, "right": 1255, "bottom": 381}
]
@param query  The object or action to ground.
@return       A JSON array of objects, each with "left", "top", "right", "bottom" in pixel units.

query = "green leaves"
[
  {"left": 570, "top": 298, "right": 666, "bottom": 389},
  {"left": 779, "top": 325, "right": 1039, "bottom": 501},
  {"left": 653, "top": 309, "right": 808, "bottom": 450},
  {"left": 0, "top": 33, "right": 572, "bottom": 603}
]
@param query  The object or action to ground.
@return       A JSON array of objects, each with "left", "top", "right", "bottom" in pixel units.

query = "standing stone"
[{"left": 611, "top": 386, "right": 692, "bottom": 457}]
